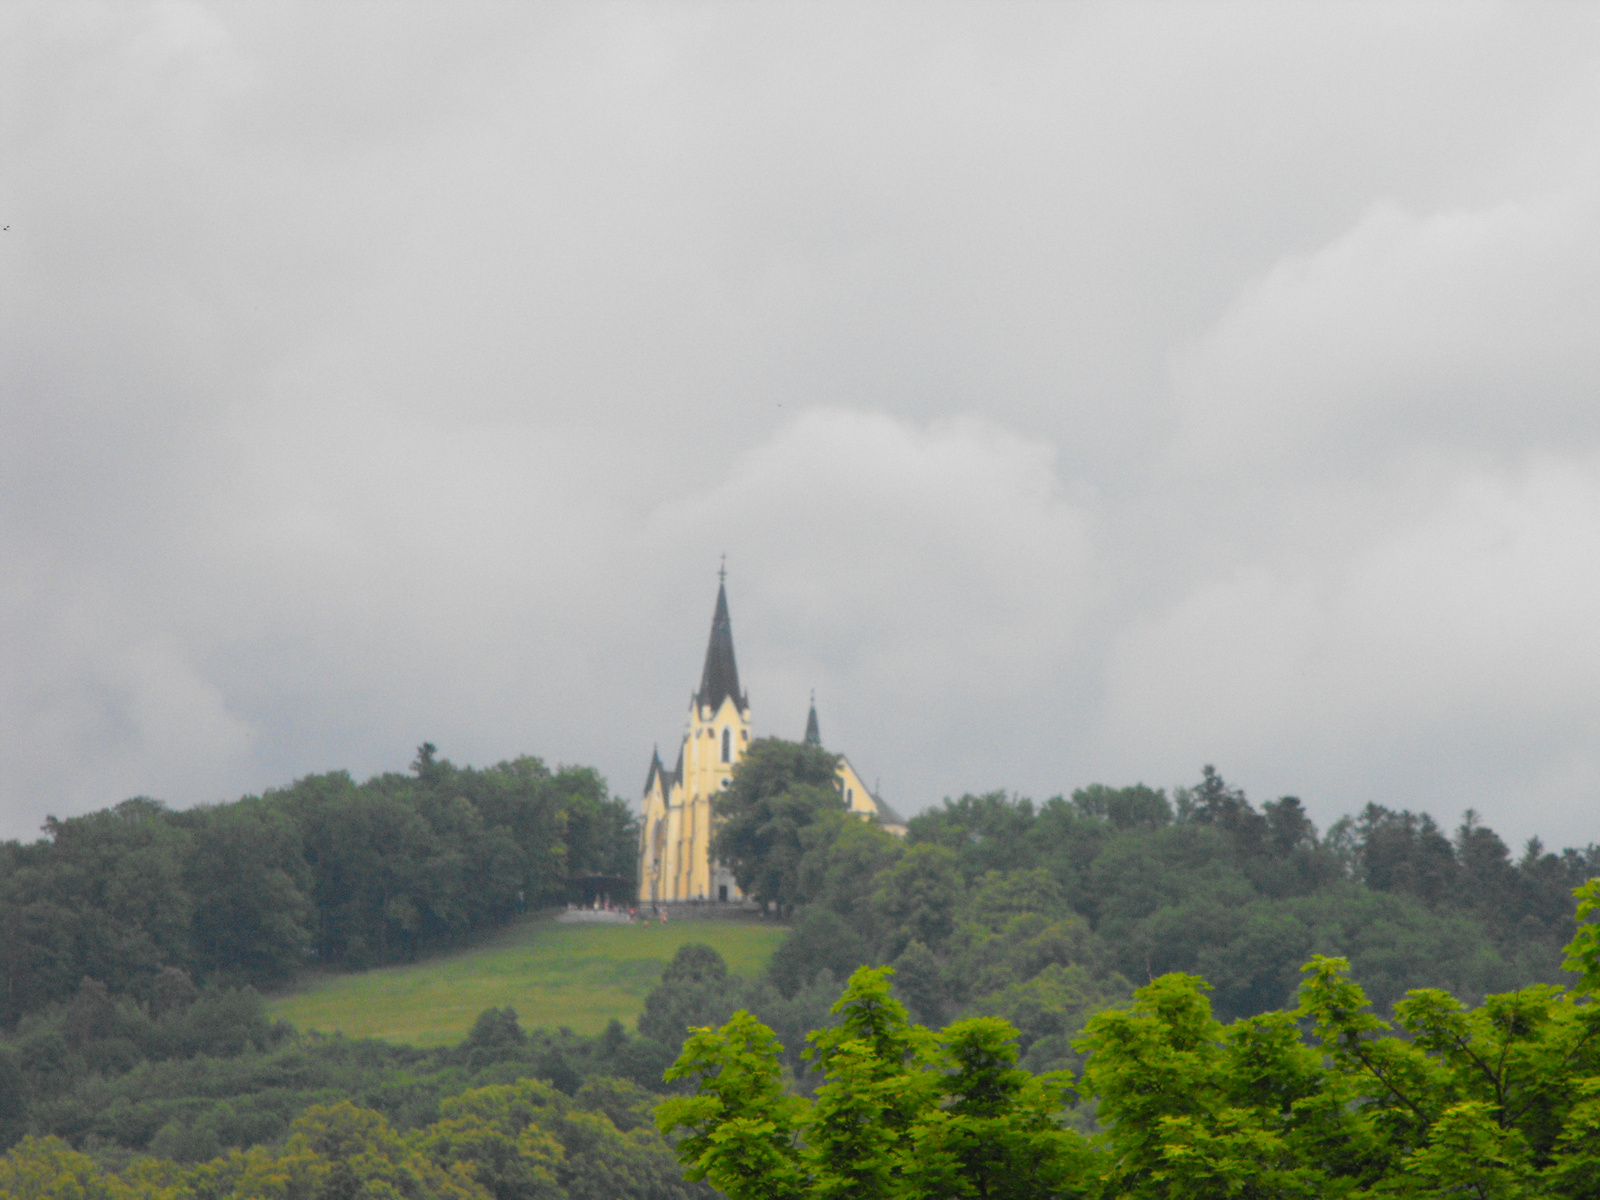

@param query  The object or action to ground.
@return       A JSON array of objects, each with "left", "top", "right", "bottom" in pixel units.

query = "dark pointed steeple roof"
[
  {"left": 804, "top": 693, "right": 821, "bottom": 745},
  {"left": 696, "top": 579, "right": 747, "bottom": 713},
  {"left": 644, "top": 742, "right": 685, "bottom": 797},
  {"left": 644, "top": 745, "right": 665, "bottom": 795}
]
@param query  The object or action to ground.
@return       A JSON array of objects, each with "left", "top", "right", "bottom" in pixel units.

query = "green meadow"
[{"left": 264, "top": 914, "right": 789, "bottom": 1046}]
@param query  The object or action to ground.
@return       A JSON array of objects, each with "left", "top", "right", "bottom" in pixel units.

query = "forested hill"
[
  {"left": 712, "top": 746, "right": 1600, "bottom": 1041},
  {"left": 893, "top": 770, "right": 1600, "bottom": 1020},
  {"left": 0, "top": 747, "right": 637, "bottom": 1025}
]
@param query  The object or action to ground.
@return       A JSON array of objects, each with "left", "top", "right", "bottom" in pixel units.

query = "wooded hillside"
[
  {"left": 0, "top": 747, "right": 637, "bottom": 1025},
  {"left": 716, "top": 747, "right": 1599, "bottom": 1044}
]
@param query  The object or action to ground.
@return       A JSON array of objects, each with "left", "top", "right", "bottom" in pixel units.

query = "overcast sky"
[{"left": 5, "top": 2, "right": 1600, "bottom": 850}]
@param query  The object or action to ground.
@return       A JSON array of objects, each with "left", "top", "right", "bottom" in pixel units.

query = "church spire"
[
  {"left": 696, "top": 575, "right": 746, "bottom": 713},
  {"left": 804, "top": 691, "right": 821, "bottom": 746}
]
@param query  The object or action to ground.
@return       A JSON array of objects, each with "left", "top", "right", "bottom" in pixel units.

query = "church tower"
[{"left": 638, "top": 575, "right": 751, "bottom": 902}]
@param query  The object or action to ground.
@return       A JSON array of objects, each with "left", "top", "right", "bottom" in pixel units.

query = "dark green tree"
[
  {"left": 1355, "top": 802, "right": 1459, "bottom": 906},
  {"left": 714, "top": 738, "right": 843, "bottom": 914},
  {"left": 1070, "top": 783, "right": 1172, "bottom": 830},
  {"left": 795, "top": 808, "right": 902, "bottom": 937},
  {"left": 177, "top": 799, "right": 311, "bottom": 984},
  {"left": 871, "top": 844, "right": 964, "bottom": 959},
  {"left": 766, "top": 908, "right": 871, "bottom": 999},
  {"left": 637, "top": 944, "right": 745, "bottom": 1054}
]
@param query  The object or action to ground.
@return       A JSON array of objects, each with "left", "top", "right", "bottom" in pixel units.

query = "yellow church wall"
[
  {"left": 675, "top": 692, "right": 749, "bottom": 900},
  {"left": 838, "top": 757, "right": 875, "bottom": 818},
  {"left": 837, "top": 756, "right": 908, "bottom": 836},
  {"left": 640, "top": 690, "right": 751, "bottom": 903}
]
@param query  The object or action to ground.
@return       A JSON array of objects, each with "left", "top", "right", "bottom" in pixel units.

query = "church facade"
[{"left": 637, "top": 580, "right": 904, "bottom": 904}]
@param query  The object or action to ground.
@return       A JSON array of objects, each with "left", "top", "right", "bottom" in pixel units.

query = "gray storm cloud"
[{"left": 4, "top": 2, "right": 1600, "bottom": 848}]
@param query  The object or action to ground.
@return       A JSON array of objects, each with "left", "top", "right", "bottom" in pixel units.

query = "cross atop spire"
[{"left": 718, "top": 553, "right": 726, "bottom": 585}]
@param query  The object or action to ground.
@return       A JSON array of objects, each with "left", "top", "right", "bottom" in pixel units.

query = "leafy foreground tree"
[
  {"left": 660, "top": 881, "right": 1600, "bottom": 1200},
  {"left": 659, "top": 965, "right": 1096, "bottom": 1200}
]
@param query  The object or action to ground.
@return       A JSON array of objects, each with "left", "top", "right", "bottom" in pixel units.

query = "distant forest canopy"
[
  {"left": 893, "top": 772, "right": 1600, "bottom": 1021},
  {"left": 0, "top": 746, "right": 638, "bottom": 1026},
  {"left": 713, "top": 744, "right": 1600, "bottom": 1036}
]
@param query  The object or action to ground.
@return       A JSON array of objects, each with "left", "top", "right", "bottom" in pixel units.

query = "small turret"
[{"left": 804, "top": 693, "right": 821, "bottom": 746}]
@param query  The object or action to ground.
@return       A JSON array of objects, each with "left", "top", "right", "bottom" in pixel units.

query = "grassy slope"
[{"left": 264, "top": 914, "right": 789, "bottom": 1046}]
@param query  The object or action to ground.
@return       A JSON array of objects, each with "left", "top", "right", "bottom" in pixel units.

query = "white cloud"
[
  {"left": 1, "top": 574, "right": 256, "bottom": 835},
  {"left": 1095, "top": 454, "right": 1600, "bottom": 845},
  {"left": 1171, "top": 187, "right": 1600, "bottom": 476}
]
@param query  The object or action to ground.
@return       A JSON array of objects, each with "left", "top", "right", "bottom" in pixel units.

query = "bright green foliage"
[
  {"left": 259, "top": 1100, "right": 487, "bottom": 1200},
  {"left": 1564, "top": 878, "right": 1600, "bottom": 987},
  {"left": 660, "top": 966, "right": 1093, "bottom": 1200},
  {"left": 664, "top": 885, "right": 1600, "bottom": 1200},
  {"left": 1079, "top": 974, "right": 1338, "bottom": 1198},
  {"left": 900, "top": 1017, "right": 1093, "bottom": 1200},
  {"left": 658, "top": 1010, "right": 810, "bottom": 1200},
  {"left": 1075, "top": 886, "right": 1600, "bottom": 1199},
  {"left": 803, "top": 969, "right": 941, "bottom": 1200},
  {"left": 420, "top": 1076, "right": 701, "bottom": 1200}
]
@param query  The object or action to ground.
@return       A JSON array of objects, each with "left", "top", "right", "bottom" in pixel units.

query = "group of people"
[{"left": 564, "top": 896, "right": 670, "bottom": 924}]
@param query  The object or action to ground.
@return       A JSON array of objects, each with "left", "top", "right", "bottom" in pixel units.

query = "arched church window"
[{"left": 721, "top": 727, "right": 731, "bottom": 762}]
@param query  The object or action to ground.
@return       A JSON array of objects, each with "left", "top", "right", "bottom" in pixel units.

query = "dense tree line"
[
  {"left": 714, "top": 743, "right": 1600, "bottom": 1045},
  {"left": 659, "top": 885, "right": 1600, "bottom": 1200},
  {"left": 0, "top": 747, "right": 637, "bottom": 1025}
]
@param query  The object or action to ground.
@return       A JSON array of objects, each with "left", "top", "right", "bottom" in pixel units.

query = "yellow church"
[{"left": 638, "top": 578, "right": 905, "bottom": 904}]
